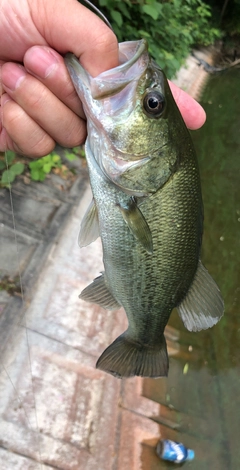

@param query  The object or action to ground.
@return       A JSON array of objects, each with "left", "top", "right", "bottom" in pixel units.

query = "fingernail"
[
  {"left": 2, "top": 65, "right": 26, "bottom": 91},
  {"left": 25, "top": 47, "right": 60, "bottom": 79}
]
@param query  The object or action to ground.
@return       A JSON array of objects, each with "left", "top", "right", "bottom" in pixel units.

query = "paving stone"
[
  {"left": 24, "top": 187, "right": 127, "bottom": 358},
  {"left": 0, "top": 291, "right": 11, "bottom": 318},
  {"left": 0, "top": 224, "right": 37, "bottom": 279},
  {"left": 0, "top": 186, "right": 123, "bottom": 470},
  {"left": 0, "top": 328, "right": 121, "bottom": 470},
  {"left": 0, "top": 448, "right": 55, "bottom": 470},
  {"left": 121, "top": 377, "right": 160, "bottom": 418},
  {"left": 0, "top": 184, "right": 60, "bottom": 238},
  {"left": 116, "top": 408, "right": 160, "bottom": 470}
]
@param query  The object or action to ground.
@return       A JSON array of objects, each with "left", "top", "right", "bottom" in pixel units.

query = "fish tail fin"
[{"left": 96, "top": 332, "right": 169, "bottom": 378}]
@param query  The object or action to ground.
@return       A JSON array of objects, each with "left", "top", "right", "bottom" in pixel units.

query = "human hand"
[
  {"left": 0, "top": 0, "right": 118, "bottom": 156},
  {"left": 0, "top": 0, "right": 206, "bottom": 157}
]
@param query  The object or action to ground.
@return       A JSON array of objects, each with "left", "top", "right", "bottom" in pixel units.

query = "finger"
[
  {"left": 1, "top": 93, "right": 55, "bottom": 157},
  {"left": 31, "top": 0, "right": 119, "bottom": 76},
  {"left": 0, "top": 94, "right": 14, "bottom": 152},
  {"left": 0, "top": 61, "right": 4, "bottom": 95},
  {"left": 169, "top": 82, "right": 206, "bottom": 130},
  {"left": 24, "top": 46, "right": 85, "bottom": 118},
  {"left": 1, "top": 62, "right": 87, "bottom": 148}
]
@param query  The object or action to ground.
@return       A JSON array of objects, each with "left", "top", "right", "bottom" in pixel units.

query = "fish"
[{"left": 65, "top": 39, "right": 224, "bottom": 378}]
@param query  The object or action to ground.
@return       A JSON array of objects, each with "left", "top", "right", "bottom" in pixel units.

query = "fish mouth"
[
  {"left": 65, "top": 40, "right": 149, "bottom": 99},
  {"left": 65, "top": 40, "right": 150, "bottom": 123},
  {"left": 90, "top": 40, "right": 149, "bottom": 100}
]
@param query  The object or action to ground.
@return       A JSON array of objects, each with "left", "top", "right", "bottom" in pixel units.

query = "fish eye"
[{"left": 143, "top": 90, "right": 165, "bottom": 118}]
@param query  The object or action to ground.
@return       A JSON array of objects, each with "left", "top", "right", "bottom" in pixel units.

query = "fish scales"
[
  {"left": 87, "top": 141, "right": 202, "bottom": 346},
  {"left": 65, "top": 39, "right": 224, "bottom": 378}
]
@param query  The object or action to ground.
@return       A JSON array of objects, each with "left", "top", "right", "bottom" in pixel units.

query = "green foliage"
[
  {"left": 29, "top": 153, "right": 62, "bottom": 181},
  {"left": 98, "top": 0, "right": 221, "bottom": 77},
  {"left": 0, "top": 146, "right": 85, "bottom": 186},
  {"left": 28, "top": 147, "right": 85, "bottom": 181},
  {"left": 0, "top": 151, "right": 25, "bottom": 186}
]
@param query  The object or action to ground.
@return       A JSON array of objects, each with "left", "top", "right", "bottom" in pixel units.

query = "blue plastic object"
[{"left": 156, "top": 439, "right": 195, "bottom": 464}]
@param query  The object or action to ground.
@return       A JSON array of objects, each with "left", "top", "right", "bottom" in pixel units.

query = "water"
[{"left": 142, "top": 69, "right": 240, "bottom": 469}]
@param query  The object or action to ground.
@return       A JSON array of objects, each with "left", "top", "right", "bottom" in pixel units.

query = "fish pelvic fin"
[
  {"left": 78, "top": 198, "right": 99, "bottom": 247},
  {"left": 177, "top": 260, "right": 224, "bottom": 332},
  {"left": 96, "top": 332, "right": 169, "bottom": 378},
  {"left": 118, "top": 198, "right": 153, "bottom": 254},
  {"left": 79, "top": 273, "right": 120, "bottom": 310}
]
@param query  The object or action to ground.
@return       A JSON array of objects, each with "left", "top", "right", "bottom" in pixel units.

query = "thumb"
[{"left": 32, "top": 0, "right": 119, "bottom": 76}]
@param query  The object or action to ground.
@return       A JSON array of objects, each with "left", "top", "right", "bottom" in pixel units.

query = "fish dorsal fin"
[
  {"left": 177, "top": 261, "right": 224, "bottom": 332},
  {"left": 118, "top": 198, "right": 153, "bottom": 254},
  {"left": 79, "top": 273, "right": 120, "bottom": 311},
  {"left": 78, "top": 198, "right": 99, "bottom": 247}
]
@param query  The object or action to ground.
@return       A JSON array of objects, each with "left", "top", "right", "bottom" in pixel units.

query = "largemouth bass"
[{"left": 65, "top": 40, "right": 224, "bottom": 378}]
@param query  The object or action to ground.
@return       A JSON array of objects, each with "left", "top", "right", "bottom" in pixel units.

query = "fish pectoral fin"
[
  {"left": 79, "top": 273, "right": 120, "bottom": 310},
  {"left": 118, "top": 198, "right": 153, "bottom": 254},
  {"left": 78, "top": 198, "right": 100, "bottom": 247},
  {"left": 96, "top": 332, "right": 169, "bottom": 378},
  {"left": 177, "top": 260, "right": 224, "bottom": 332}
]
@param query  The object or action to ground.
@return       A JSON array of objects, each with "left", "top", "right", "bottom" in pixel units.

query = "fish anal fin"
[
  {"left": 177, "top": 260, "right": 224, "bottom": 332},
  {"left": 118, "top": 197, "right": 153, "bottom": 254},
  {"left": 78, "top": 198, "right": 99, "bottom": 247},
  {"left": 79, "top": 273, "right": 120, "bottom": 311},
  {"left": 96, "top": 332, "right": 169, "bottom": 378}
]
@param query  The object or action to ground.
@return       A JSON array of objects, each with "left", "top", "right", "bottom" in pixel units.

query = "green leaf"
[
  {"left": 30, "top": 168, "right": 46, "bottom": 181},
  {"left": 72, "top": 146, "right": 80, "bottom": 153},
  {"left": 118, "top": 2, "right": 131, "bottom": 20},
  {"left": 42, "top": 155, "right": 50, "bottom": 163},
  {"left": 38, "top": 172, "right": 46, "bottom": 181},
  {"left": 10, "top": 162, "right": 25, "bottom": 176},
  {"left": 5, "top": 151, "right": 16, "bottom": 165},
  {"left": 30, "top": 169, "right": 40, "bottom": 180},
  {"left": 80, "top": 148, "right": 85, "bottom": 158},
  {"left": 142, "top": 4, "right": 159, "bottom": 20},
  {"left": 1, "top": 169, "right": 15, "bottom": 184},
  {"left": 51, "top": 154, "right": 61, "bottom": 163},
  {"left": 0, "top": 161, "right": 6, "bottom": 170},
  {"left": 138, "top": 29, "right": 151, "bottom": 38},
  {"left": 29, "top": 160, "right": 43, "bottom": 170},
  {"left": 65, "top": 152, "right": 77, "bottom": 161},
  {"left": 43, "top": 163, "right": 52, "bottom": 173},
  {"left": 111, "top": 10, "right": 123, "bottom": 27}
]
